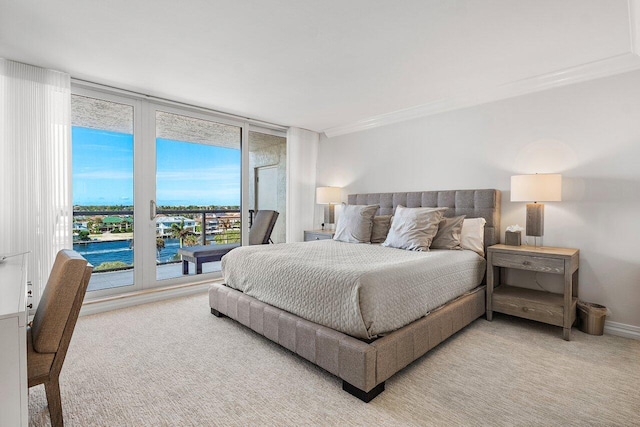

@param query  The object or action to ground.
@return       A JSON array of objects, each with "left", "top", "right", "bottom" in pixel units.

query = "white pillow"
[
  {"left": 460, "top": 217, "right": 486, "bottom": 256},
  {"left": 382, "top": 205, "right": 447, "bottom": 251},
  {"left": 333, "top": 204, "right": 379, "bottom": 243}
]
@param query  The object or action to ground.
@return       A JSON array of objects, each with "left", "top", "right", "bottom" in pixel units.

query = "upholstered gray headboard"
[{"left": 347, "top": 189, "right": 501, "bottom": 250}]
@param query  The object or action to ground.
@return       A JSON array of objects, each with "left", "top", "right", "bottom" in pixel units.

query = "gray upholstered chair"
[
  {"left": 249, "top": 210, "right": 279, "bottom": 245},
  {"left": 27, "top": 250, "right": 93, "bottom": 427},
  {"left": 179, "top": 210, "right": 279, "bottom": 274}
]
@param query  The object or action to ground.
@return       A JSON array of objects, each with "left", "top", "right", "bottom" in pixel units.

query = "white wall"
[{"left": 316, "top": 70, "right": 640, "bottom": 329}]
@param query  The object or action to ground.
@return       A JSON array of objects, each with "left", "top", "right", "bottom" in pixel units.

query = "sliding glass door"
[
  {"left": 71, "top": 92, "right": 140, "bottom": 296},
  {"left": 248, "top": 130, "right": 287, "bottom": 243},
  {"left": 71, "top": 85, "right": 286, "bottom": 297},
  {"left": 151, "top": 107, "right": 242, "bottom": 283},
  {"left": 71, "top": 88, "right": 245, "bottom": 296}
]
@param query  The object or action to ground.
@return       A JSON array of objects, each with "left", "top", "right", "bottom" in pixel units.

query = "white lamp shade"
[
  {"left": 316, "top": 186, "right": 341, "bottom": 204},
  {"left": 511, "top": 174, "right": 562, "bottom": 202}
]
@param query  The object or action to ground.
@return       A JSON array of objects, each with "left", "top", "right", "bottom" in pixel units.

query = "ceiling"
[{"left": 0, "top": 0, "right": 636, "bottom": 134}]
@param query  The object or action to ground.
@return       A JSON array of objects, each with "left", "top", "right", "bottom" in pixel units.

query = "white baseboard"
[
  {"left": 604, "top": 320, "right": 640, "bottom": 340},
  {"left": 80, "top": 281, "right": 217, "bottom": 317}
]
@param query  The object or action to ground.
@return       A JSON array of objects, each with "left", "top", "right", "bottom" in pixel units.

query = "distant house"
[
  {"left": 217, "top": 212, "right": 241, "bottom": 229},
  {"left": 101, "top": 216, "right": 133, "bottom": 232},
  {"left": 156, "top": 216, "right": 196, "bottom": 237},
  {"left": 204, "top": 214, "right": 219, "bottom": 233},
  {"left": 73, "top": 221, "right": 88, "bottom": 232},
  {"left": 72, "top": 221, "right": 89, "bottom": 241}
]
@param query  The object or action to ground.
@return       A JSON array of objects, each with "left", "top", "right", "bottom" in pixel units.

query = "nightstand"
[
  {"left": 486, "top": 244, "right": 579, "bottom": 341},
  {"left": 304, "top": 229, "right": 335, "bottom": 241}
]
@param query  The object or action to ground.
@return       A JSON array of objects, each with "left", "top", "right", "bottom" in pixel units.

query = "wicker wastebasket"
[{"left": 577, "top": 301, "right": 607, "bottom": 335}]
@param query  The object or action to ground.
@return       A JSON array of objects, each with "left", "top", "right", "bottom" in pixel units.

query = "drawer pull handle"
[
  {"left": 522, "top": 261, "right": 531, "bottom": 266},
  {"left": 522, "top": 307, "right": 529, "bottom": 312},
  {"left": 315, "top": 237, "right": 320, "bottom": 240}
]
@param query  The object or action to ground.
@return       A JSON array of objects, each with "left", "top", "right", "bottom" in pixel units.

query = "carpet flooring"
[{"left": 28, "top": 292, "right": 640, "bottom": 426}]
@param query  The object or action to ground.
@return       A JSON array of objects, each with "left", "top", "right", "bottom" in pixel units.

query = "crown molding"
[
  {"left": 630, "top": 0, "right": 640, "bottom": 54},
  {"left": 324, "top": 1, "right": 640, "bottom": 138},
  {"left": 323, "top": 52, "right": 640, "bottom": 138}
]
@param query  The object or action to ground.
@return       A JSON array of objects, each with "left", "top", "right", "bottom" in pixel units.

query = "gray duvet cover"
[{"left": 221, "top": 240, "right": 485, "bottom": 339}]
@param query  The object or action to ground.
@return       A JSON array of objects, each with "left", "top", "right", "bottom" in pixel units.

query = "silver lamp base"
[{"left": 323, "top": 203, "right": 335, "bottom": 228}]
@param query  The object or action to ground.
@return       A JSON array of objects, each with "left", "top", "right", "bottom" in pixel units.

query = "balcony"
[
  {"left": 73, "top": 208, "right": 240, "bottom": 292},
  {"left": 86, "top": 261, "right": 222, "bottom": 292}
]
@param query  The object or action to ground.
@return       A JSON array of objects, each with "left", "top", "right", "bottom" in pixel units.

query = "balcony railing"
[{"left": 72, "top": 208, "right": 241, "bottom": 273}]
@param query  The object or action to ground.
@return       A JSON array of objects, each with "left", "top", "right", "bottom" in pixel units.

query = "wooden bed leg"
[
  {"left": 342, "top": 381, "right": 385, "bottom": 403},
  {"left": 211, "top": 308, "right": 225, "bottom": 318}
]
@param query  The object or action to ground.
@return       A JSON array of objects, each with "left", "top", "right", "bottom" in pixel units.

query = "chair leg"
[
  {"left": 182, "top": 260, "right": 189, "bottom": 275},
  {"left": 44, "top": 378, "right": 64, "bottom": 427}
]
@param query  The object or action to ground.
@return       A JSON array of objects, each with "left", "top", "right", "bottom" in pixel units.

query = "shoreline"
[
  {"left": 76, "top": 232, "right": 133, "bottom": 243},
  {"left": 74, "top": 229, "right": 240, "bottom": 244}
]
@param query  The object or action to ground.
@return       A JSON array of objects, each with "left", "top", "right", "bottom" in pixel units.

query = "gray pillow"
[
  {"left": 370, "top": 215, "right": 392, "bottom": 243},
  {"left": 333, "top": 204, "right": 379, "bottom": 243},
  {"left": 382, "top": 205, "right": 448, "bottom": 251},
  {"left": 431, "top": 215, "right": 466, "bottom": 250}
]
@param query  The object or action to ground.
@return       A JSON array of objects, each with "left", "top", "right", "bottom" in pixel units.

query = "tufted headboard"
[{"left": 348, "top": 189, "right": 501, "bottom": 250}]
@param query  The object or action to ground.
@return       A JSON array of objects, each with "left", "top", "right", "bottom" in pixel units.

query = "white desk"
[{"left": 0, "top": 254, "right": 28, "bottom": 427}]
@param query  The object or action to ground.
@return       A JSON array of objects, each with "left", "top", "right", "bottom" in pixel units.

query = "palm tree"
[
  {"left": 183, "top": 234, "right": 199, "bottom": 247},
  {"left": 218, "top": 217, "right": 232, "bottom": 230},
  {"left": 90, "top": 216, "right": 103, "bottom": 233},
  {"left": 170, "top": 219, "right": 193, "bottom": 248},
  {"left": 156, "top": 237, "right": 165, "bottom": 255}
]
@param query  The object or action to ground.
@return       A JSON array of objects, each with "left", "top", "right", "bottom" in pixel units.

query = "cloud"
[
  {"left": 76, "top": 143, "right": 132, "bottom": 153},
  {"left": 156, "top": 166, "right": 240, "bottom": 182},
  {"left": 74, "top": 171, "right": 133, "bottom": 180},
  {"left": 157, "top": 185, "right": 240, "bottom": 205}
]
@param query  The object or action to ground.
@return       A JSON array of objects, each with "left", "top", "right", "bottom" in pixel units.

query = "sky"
[{"left": 72, "top": 127, "right": 241, "bottom": 206}]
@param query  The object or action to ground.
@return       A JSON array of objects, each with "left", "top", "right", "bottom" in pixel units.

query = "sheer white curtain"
[
  {"left": 0, "top": 59, "right": 72, "bottom": 308},
  {"left": 286, "top": 127, "right": 319, "bottom": 242}
]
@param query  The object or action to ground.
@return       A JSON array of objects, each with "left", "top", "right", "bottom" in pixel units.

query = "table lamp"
[
  {"left": 511, "top": 174, "right": 562, "bottom": 240},
  {"left": 316, "top": 186, "right": 341, "bottom": 229}
]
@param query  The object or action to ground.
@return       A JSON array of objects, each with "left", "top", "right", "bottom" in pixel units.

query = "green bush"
[
  {"left": 95, "top": 261, "right": 131, "bottom": 271},
  {"left": 214, "top": 230, "right": 241, "bottom": 244}
]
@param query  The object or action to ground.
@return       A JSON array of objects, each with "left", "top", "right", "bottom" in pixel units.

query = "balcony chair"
[
  {"left": 27, "top": 250, "right": 93, "bottom": 427},
  {"left": 248, "top": 209, "right": 279, "bottom": 245},
  {"left": 178, "top": 210, "right": 279, "bottom": 274}
]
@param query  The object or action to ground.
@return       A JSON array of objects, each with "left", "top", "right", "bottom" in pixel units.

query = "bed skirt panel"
[
  {"left": 209, "top": 283, "right": 377, "bottom": 391},
  {"left": 371, "top": 286, "right": 485, "bottom": 383},
  {"left": 209, "top": 283, "right": 485, "bottom": 393}
]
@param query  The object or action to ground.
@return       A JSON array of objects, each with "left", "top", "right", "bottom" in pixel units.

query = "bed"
[{"left": 209, "top": 189, "right": 501, "bottom": 401}]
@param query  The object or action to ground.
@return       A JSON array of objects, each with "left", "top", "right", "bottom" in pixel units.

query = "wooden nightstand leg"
[
  {"left": 486, "top": 252, "right": 495, "bottom": 321},
  {"left": 563, "top": 259, "right": 572, "bottom": 341}
]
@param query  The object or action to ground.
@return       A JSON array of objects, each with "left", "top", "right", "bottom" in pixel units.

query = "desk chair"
[{"left": 27, "top": 250, "right": 92, "bottom": 427}]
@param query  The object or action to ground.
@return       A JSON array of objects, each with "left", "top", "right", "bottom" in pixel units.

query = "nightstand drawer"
[
  {"left": 493, "top": 286, "right": 576, "bottom": 327},
  {"left": 492, "top": 252, "right": 564, "bottom": 274},
  {"left": 304, "top": 231, "right": 333, "bottom": 241}
]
